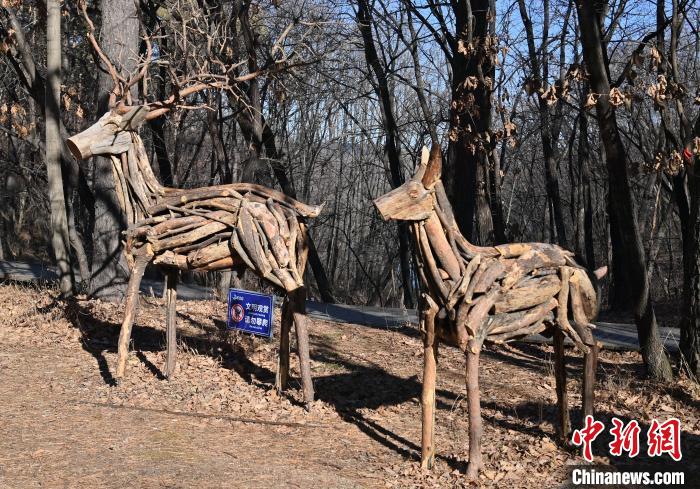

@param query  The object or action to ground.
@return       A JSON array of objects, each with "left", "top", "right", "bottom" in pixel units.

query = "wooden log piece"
[
  {"left": 501, "top": 248, "right": 567, "bottom": 290},
  {"left": 267, "top": 199, "right": 291, "bottom": 242},
  {"left": 133, "top": 134, "right": 164, "bottom": 196},
  {"left": 237, "top": 205, "right": 273, "bottom": 278},
  {"left": 172, "top": 232, "right": 230, "bottom": 254},
  {"left": 275, "top": 296, "right": 294, "bottom": 392},
  {"left": 183, "top": 197, "right": 242, "bottom": 214},
  {"left": 553, "top": 329, "right": 571, "bottom": 443},
  {"left": 473, "top": 261, "right": 507, "bottom": 294},
  {"left": 248, "top": 202, "right": 290, "bottom": 267},
  {"left": 557, "top": 267, "right": 589, "bottom": 354},
  {"left": 148, "top": 211, "right": 237, "bottom": 251},
  {"left": 153, "top": 250, "right": 188, "bottom": 269},
  {"left": 494, "top": 274, "right": 562, "bottom": 313},
  {"left": 290, "top": 288, "right": 314, "bottom": 405},
  {"left": 151, "top": 215, "right": 207, "bottom": 235},
  {"left": 199, "top": 256, "right": 241, "bottom": 271},
  {"left": 582, "top": 342, "right": 598, "bottom": 418},
  {"left": 570, "top": 268, "right": 599, "bottom": 322},
  {"left": 447, "top": 254, "right": 481, "bottom": 310},
  {"left": 464, "top": 259, "right": 490, "bottom": 304},
  {"left": 187, "top": 241, "right": 233, "bottom": 269},
  {"left": 66, "top": 109, "right": 147, "bottom": 160},
  {"left": 424, "top": 214, "right": 461, "bottom": 280},
  {"left": 466, "top": 287, "right": 500, "bottom": 348},
  {"left": 157, "top": 183, "right": 322, "bottom": 218},
  {"left": 295, "top": 222, "right": 310, "bottom": 281},
  {"left": 489, "top": 319, "right": 549, "bottom": 342},
  {"left": 420, "top": 293, "right": 439, "bottom": 469},
  {"left": 165, "top": 269, "right": 178, "bottom": 379},
  {"left": 374, "top": 179, "right": 434, "bottom": 221},
  {"left": 418, "top": 223, "right": 450, "bottom": 301},
  {"left": 488, "top": 298, "right": 558, "bottom": 335}
]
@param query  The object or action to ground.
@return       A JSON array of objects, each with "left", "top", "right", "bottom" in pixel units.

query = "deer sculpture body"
[
  {"left": 67, "top": 106, "right": 319, "bottom": 404},
  {"left": 374, "top": 145, "right": 606, "bottom": 478}
]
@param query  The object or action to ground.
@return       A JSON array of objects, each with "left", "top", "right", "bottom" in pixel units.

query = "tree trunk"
[
  {"left": 578, "top": 111, "right": 596, "bottom": 269},
  {"left": 680, "top": 117, "right": 700, "bottom": 379},
  {"left": 575, "top": 0, "right": 672, "bottom": 380},
  {"left": 446, "top": 0, "right": 502, "bottom": 244},
  {"left": 517, "top": 0, "right": 569, "bottom": 248},
  {"left": 355, "top": 0, "right": 416, "bottom": 308},
  {"left": 89, "top": 0, "right": 140, "bottom": 299},
  {"left": 46, "top": 0, "right": 73, "bottom": 297}
]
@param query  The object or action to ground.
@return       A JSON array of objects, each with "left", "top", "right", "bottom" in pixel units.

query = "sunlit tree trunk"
[
  {"left": 46, "top": 0, "right": 73, "bottom": 296},
  {"left": 89, "top": 0, "right": 140, "bottom": 299}
]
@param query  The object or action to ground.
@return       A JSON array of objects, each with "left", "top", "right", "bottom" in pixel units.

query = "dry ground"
[{"left": 0, "top": 282, "right": 698, "bottom": 488}]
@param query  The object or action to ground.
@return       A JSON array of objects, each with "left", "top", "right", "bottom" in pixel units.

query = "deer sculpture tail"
[{"left": 554, "top": 266, "right": 599, "bottom": 354}]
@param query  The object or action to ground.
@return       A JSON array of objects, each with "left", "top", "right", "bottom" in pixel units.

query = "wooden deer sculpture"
[
  {"left": 67, "top": 106, "right": 319, "bottom": 404},
  {"left": 374, "top": 145, "right": 606, "bottom": 478}
]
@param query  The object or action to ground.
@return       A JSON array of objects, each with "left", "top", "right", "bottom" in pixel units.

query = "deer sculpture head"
[
  {"left": 66, "top": 106, "right": 151, "bottom": 161},
  {"left": 374, "top": 145, "right": 443, "bottom": 222}
]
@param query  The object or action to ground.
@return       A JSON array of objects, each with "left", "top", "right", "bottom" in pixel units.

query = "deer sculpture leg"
[
  {"left": 291, "top": 287, "right": 314, "bottom": 406},
  {"left": 275, "top": 295, "right": 294, "bottom": 393},
  {"left": 465, "top": 340, "right": 483, "bottom": 480},
  {"left": 165, "top": 269, "right": 178, "bottom": 379},
  {"left": 553, "top": 329, "right": 571, "bottom": 443},
  {"left": 420, "top": 294, "right": 439, "bottom": 469},
  {"left": 115, "top": 251, "right": 153, "bottom": 379}
]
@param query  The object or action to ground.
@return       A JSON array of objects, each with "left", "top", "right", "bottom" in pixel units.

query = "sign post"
[{"left": 227, "top": 288, "right": 275, "bottom": 338}]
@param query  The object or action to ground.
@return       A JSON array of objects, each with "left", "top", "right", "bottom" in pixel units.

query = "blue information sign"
[{"left": 227, "top": 288, "right": 274, "bottom": 338}]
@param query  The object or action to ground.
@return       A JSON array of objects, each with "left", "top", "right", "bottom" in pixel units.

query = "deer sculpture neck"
[
  {"left": 108, "top": 132, "right": 166, "bottom": 226},
  {"left": 67, "top": 107, "right": 167, "bottom": 227}
]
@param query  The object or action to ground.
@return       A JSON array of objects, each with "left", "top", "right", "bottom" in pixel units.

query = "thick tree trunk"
[
  {"left": 680, "top": 118, "right": 700, "bottom": 379},
  {"left": 46, "top": 0, "right": 73, "bottom": 296},
  {"left": 680, "top": 186, "right": 700, "bottom": 378},
  {"left": 575, "top": 1, "right": 672, "bottom": 380},
  {"left": 446, "top": 0, "right": 502, "bottom": 244},
  {"left": 89, "top": 0, "right": 140, "bottom": 299}
]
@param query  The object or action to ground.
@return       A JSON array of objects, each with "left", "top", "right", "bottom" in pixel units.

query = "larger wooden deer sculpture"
[
  {"left": 374, "top": 145, "right": 606, "bottom": 478},
  {"left": 67, "top": 106, "right": 319, "bottom": 404}
]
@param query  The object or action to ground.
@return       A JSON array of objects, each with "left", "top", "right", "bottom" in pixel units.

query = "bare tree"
[{"left": 575, "top": 0, "right": 672, "bottom": 380}]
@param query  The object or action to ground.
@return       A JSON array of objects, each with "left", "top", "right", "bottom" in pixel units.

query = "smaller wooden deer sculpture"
[
  {"left": 374, "top": 145, "right": 606, "bottom": 478},
  {"left": 67, "top": 106, "right": 319, "bottom": 404}
]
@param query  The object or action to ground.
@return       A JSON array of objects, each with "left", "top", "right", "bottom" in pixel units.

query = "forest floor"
[{"left": 0, "top": 282, "right": 698, "bottom": 488}]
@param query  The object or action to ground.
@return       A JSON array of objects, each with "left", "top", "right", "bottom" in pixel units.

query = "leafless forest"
[{"left": 1, "top": 0, "right": 699, "bottom": 380}]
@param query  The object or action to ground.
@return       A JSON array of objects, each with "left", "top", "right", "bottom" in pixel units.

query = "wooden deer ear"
[
  {"left": 421, "top": 146, "right": 430, "bottom": 166},
  {"left": 414, "top": 146, "right": 430, "bottom": 180},
  {"left": 421, "top": 144, "right": 442, "bottom": 188}
]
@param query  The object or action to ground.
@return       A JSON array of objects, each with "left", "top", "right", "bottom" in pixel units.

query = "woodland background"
[{"left": 0, "top": 0, "right": 699, "bottom": 380}]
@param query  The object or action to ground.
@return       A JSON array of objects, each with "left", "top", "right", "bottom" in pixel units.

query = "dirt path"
[{"left": 0, "top": 283, "right": 698, "bottom": 488}]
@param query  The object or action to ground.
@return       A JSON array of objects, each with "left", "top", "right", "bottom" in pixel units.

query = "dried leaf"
[
  {"left": 541, "top": 85, "right": 558, "bottom": 106},
  {"left": 584, "top": 92, "right": 598, "bottom": 109}
]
